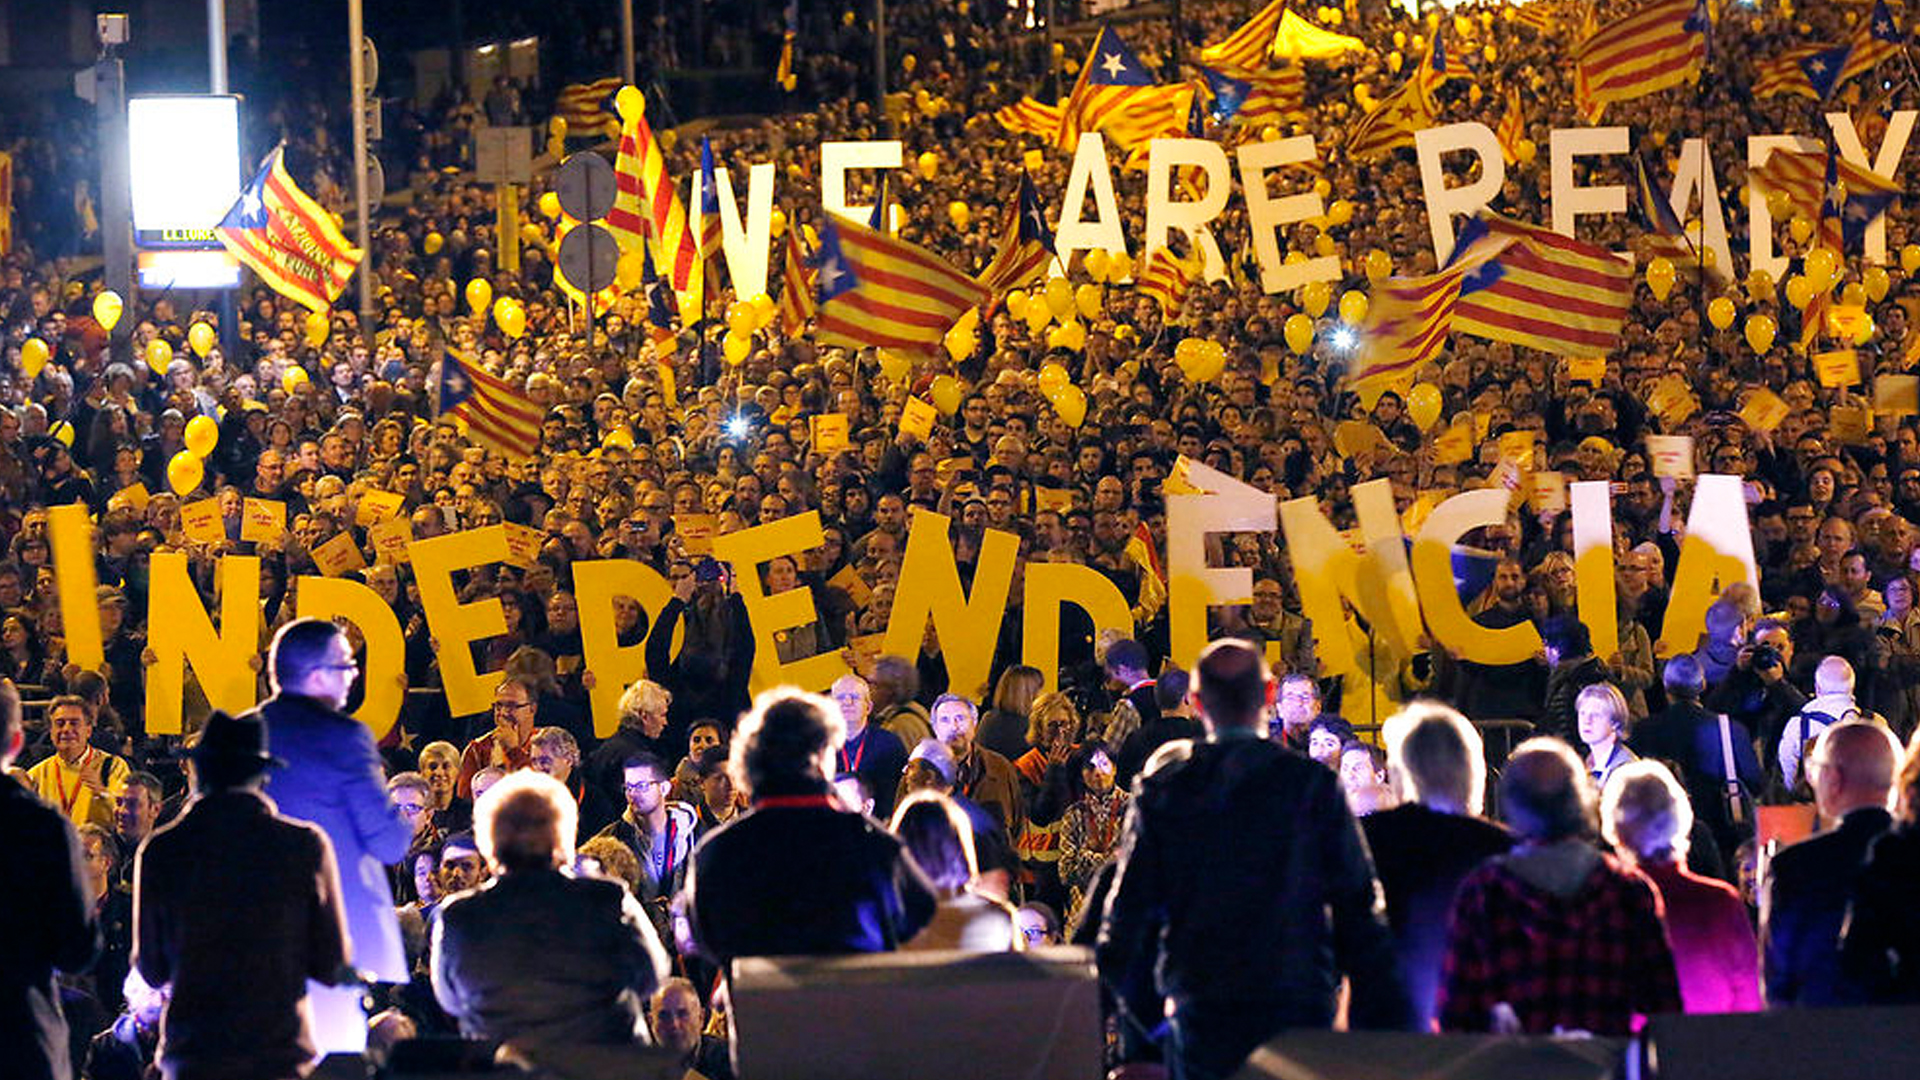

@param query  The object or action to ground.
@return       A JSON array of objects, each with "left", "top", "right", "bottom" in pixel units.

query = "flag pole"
[{"left": 348, "top": 0, "right": 375, "bottom": 349}]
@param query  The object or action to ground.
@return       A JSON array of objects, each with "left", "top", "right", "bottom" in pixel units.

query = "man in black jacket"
[
  {"left": 1762, "top": 720, "right": 1900, "bottom": 1007},
  {"left": 688, "top": 689, "right": 936, "bottom": 970},
  {"left": 1099, "top": 640, "right": 1410, "bottom": 1080},
  {"left": 0, "top": 678, "right": 100, "bottom": 1080}
]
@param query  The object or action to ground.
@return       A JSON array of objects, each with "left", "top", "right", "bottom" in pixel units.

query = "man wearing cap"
[
  {"left": 253, "top": 618, "right": 414, "bottom": 1056},
  {"left": 134, "top": 709, "right": 350, "bottom": 1080}
]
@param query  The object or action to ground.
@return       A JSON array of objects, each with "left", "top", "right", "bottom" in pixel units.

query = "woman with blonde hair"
[
  {"left": 1010, "top": 690, "right": 1083, "bottom": 911},
  {"left": 1576, "top": 683, "right": 1637, "bottom": 791}
]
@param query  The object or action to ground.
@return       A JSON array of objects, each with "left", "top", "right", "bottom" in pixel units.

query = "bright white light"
[
  {"left": 1330, "top": 327, "right": 1358, "bottom": 351},
  {"left": 128, "top": 96, "right": 240, "bottom": 235},
  {"left": 726, "top": 415, "right": 752, "bottom": 439}
]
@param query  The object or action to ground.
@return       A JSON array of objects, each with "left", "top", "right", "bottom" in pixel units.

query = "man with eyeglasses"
[
  {"left": 253, "top": 618, "right": 414, "bottom": 1057},
  {"left": 597, "top": 751, "right": 698, "bottom": 943},
  {"left": 456, "top": 677, "right": 540, "bottom": 800}
]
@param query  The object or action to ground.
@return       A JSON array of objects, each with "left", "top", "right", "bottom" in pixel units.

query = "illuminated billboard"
[{"left": 128, "top": 95, "right": 241, "bottom": 252}]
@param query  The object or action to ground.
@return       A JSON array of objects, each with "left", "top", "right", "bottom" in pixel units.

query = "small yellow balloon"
[
  {"left": 770, "top": 208, "right": 788, "bottom": 239},
  {"left": 1024, "top": 299, "right": 1051, "bottom": 335},
  {"left": 1852, "top": 312, "right": 1877, "bottom": 346},
  {"left": 1707, "top": 296, "right": 1737, "bottom": 330},
  {"left": 498, "top": 302, "right": 527, "bottom": 340},
  {"left": 466, "top": 278, "right": 493, "bottom": 316},
  {"left": 1903, "top": 245, "right": 1920, "bottom": 274},
  {"left": 1106, "top": 252, "right": 1133, "bottom": 282},
  {"left": 1300, "top": 281, "right": 1332, "bottom": 318},
  {"left": 1388, "top": 50, "right": 1405, "bottom": 73},
  {"left": 902, "top": 53, "right": 917, "bottom": 73},
  {"left": 519, "top": 223, "right": 543, "bottom": 247},
  {"left": 722, "top": 329, "right": 751, "bottom": 365},
  {"left": 1806, "top": 246, "right": 1839, "bottom": 288},
  {"left": 930, "top": 374, "right": 963, "bottom": 416},
  {"left": 614, "top": 85, "right": 645, "bottom": 122},
  {"left": 424, "top": 231, "right": 445, "bottom": 255},
  {"left": 1044, "top": 277, "right": 1075, "bottom": 320},
  {"left": 1745, "top": 313, "right": 1778, "bottom": 354},
  {"left": 1284, "top": 313, "right": 1315, "bottom": 355},
  {"left": 916, "top": 151, "right": 939, "bottom": 180},
  {"left": 93, "top": 290, "right": 123, "bottom": 332},
  {"left": 879, "top": 349, "right": 911, "bottom": 382},
  {"left": 948, "top": 200, "right": 971, "bottom": 229},
  {"left": 1865, "top": 265, "right": 1891, "bottom": 302},
  {"left": 750, "top": 292, "right": 778, "bottom": 329},
  {"left": 1841, "top": 281, "right": 1867, "bottom": 308},
  {"left": 1766, "top": 189, "right": 1793, "bottom": 220},
  {"left": 1784, "top": 274, "right": 1814, "bottom": 310},
  {"left": 167, "top": 450, "right": 204, "bottom": 496},
  {"left": 727, "top": 301, "right": 756, "bottom": 336},
  {"left": 1338, "top": 290, "right": 1369, "bottom": 325},
  {"left": 145, "top": 338, "right": 174, "bottom": 376},
  {"left": 1747, "top": 268, "right": 1776, "bottom": 302},
  {"left": 20, "top": 338, "right": 49, "bottom": 380},
  {"left": 1645, "top": 256, "right": 1677, "bottom": 301},
  {"left": 1074, "top": 282, "right": 1102, "bottom": 321},
  {"left": 1788, "top": 214, "right": 1814, "bottom": 244},
  {"left": 283, "top": 366, "right": 309, "bottom": 394},
  {"left": 1084, "top": 249, "right": 1111, "bottom": 282},
  {"left": 305, "top": 311, "right": 330, "bottom": 347},
  {"left": 1038, "top": 362, "right": 1070, "bottom": 396},
  {"left": 184, "top": 414, "right": 219, "bottom": 459},
  {"left": 188, "top": 322, "right": 216, "bottom": 359},
  {"left": 1515, "top": 139, "right": 1537, "bottom": 166},
  {"left": 944, "top": 326, "right": 976, "bottom": 363},
  {"left": 1364, "top": 249, "right": 1393, "bottom": 282},
  {"left": 1406, "top": 383, "right": 1444, "bottom": 432},
  {"left": 1053, "top": 385, "right": 1087, "bottom": 428},
  {"left": 1006, "top": 290, "right": 1030, "bottom": 319},
  {"left": 538, "top": 192, "right": 562, "bottom": 219}
]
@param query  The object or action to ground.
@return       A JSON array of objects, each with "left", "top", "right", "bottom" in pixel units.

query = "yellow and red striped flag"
[
  {"left": 1349, "top": 258, "right": 1491, "bottom": 397},
  {"left": 1752, "top": 145, "right": 1899, "bottom": 233},
  {"left": 1449, "top": 213, "right": 1634, "bottom": 359},
  {"left": 1753, "top": 43, "right": 1840, "bottom": 100},
  {"left": 995, "top": 97, "right": 1063, "bottom": 137},
  {"left": 1572, "top": 0, "right": 1709, "bottom": 121},
  {"left": 437, "top": 350, "right": 543, "bottom": 459},
  {"left": 554, "top": 77, "right": 622, "bottom": 140},
  {"left": 1842, "top": 2, "right": 1904, "bottom": 87},
  {"left": 778, "top": 223, "right": 815, "bottom": 337},
  {"left": 1199, "top": 0, "right": 1287, "bottom": 77},
  {"left": 1346, "top": 79, "right": 1434, "bottom": 161},
  {"left": 1496, "top": 86, "right": 1527, "bottom": 164},
  {"left": 1056, "top": 27, "right": 1195, "bottom": 151},
  {"left": 976, "top": 173, "right": 1055, "bottom": 297},
  {"left": 606, "top": 97, "right": 699, "bottom": 294},
  {"left": 214, "top": 146, "right": 363, "bottom": 313},
  {"left": 1512, "top": 3, "right": 1560, "bottom": 33},
  {"left": 813, "top": 215, "right": 989, "bottom": 355},
  {"left": 1135, "top": 247, "right": 1198, "bottom": 317}
]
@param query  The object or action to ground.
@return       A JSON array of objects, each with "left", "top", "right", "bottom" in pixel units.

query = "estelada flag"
[
  {"left": 215, "top": 146, "right": 363, "bottom": 313},
  {"left": 438, "top": 350, "right": 542, "bottom": 460}
]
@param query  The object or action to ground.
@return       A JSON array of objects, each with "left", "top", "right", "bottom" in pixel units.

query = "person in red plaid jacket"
[{"left": 1439, "top": 738, "right": 1683, "bottom": 1036}]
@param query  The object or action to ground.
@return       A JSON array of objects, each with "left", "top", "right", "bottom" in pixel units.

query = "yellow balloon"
[
  {"left": 1284, "top": 313, "right": 1315, "bottom": 355},
  {"left": 1784, "top": 274, "right": 1814, "bottom": 310},
  {"left": 1338, "top": 290, "right": 1369, "bottom": 325},
  {"left": 1903, "top": 245, "right": 1920, "bottom": 274},
  {"left": 167, "top": 450, "right": 204, "bottom": 496},
  {"left": 1853, "top": 312, "right": 1877, "bottom": 346},
  {"left": 1300, "top": 281, "right": 1332, "bottom": 318},
  {"left": 917, "top": 151, "right": 939, "bottom": 180},
  {"left": 1747, "top": 268, "right": 1776, "bottom": 302},
  {"left": 1707, "top": 296, "right": 1737, "bottom": 330},
  {"left": 1645, "top": 256, "right": 1677, "bottom": 301},
  {"left": 1053, "top": 385, "right": 1087, "bottom": 428},
  {"left": 948, "top": 200, "right": 971, "bottom": 229},
  {"left": 930, "top": 374, "right": 963, "bottom": 416},
  {"left": 1765, "top": 189, "right": 1793, "bottom": 220},
  {"left": 145, "top": 338, "right": 174, "bottom": 376},
  {"left": 722, "top": 330, "right": 751, "bottom": 365},
  {"left": 1515, "top": 139, "right": 1537, "bottom": 166},
  {"left": 727, "top": 301, "right": 756, "bottom": 336},
  {"left": 1024, "top": 299, "right": 1051, "bottom": 335},
  {"left": 1074, "top": 282, "right": 1102, "bottom": 321},
  {"left": 1327, "top": 199, "right": 1354, "bottom": 226},
  {"left": 188, "top": 322, "right": 217, "bottom": 359},
  {"left": 466, "top": 278, "right": 493, "bottom": 316},
  {"left": 1388, "top": 51, "right": 1404, "bottom": 73},
  {"left": 902, "top": 53, "right": 917, "bottom": 73},
  {"left": 1806, "top": 246, "right": 1839, "bottom": 288},
  {"left": 750, "top": 292, "right": 778, "bottom": 329},
  {"left": 283, "top": 366, "right": 309, "bottom": 393},
  {"left": 93, "top": 290, "right": 123, "bottom": 332},
  {"left": 1841, "top": 282, "right": 1867, "bottom": 308},
  {"left": 20, "top": 338, "right": 49, "bottom": 380},
  {"left": 1038, "top": 362, "right": 1070, "bottom": 395},
  {"left": 944, "top": 327, "right": 976, "bottom": 363},
  {"left": 1865, "top": 266, "right": 1892, "bottom": 302},
  {"left": 1058, "top": 319, "right": 1086, "bottom": 351},
  {"left": 424, "top": 231, "right": 445, "bottom": 255},
  {"left": 184, "top": 414, "right": 219, "bottom": 459},
  {"left": 537, "top": 192, "right": 562, "bottom": 220},
  {"left": 615, "top": 85, "right": 645, "bottom": 122},
  {"left": 879, "top": 349, "right": 911, "bottom": 382},
  {"left": 1314, "top": 235, "right": 1337, "bottom": 257},
  {"left": 769, "top": 208, "right": 788, "bottom": 239},
  {"left": 1084, "top": 249, "right": 1111, "bottom": 282},
  {"left": 1006, "top": 290, "right": 1030, "bottom": 319},
  {"left": 1745, "top": 313, "right": 1778, "bottom": 354},
  {"left": 1788, "top": 214, "right": 1814, "bottom": 244},
  {"left": 1406, "top": 383, "right": 1444, "bottom": 432},
  {"left": 1364, "top": 249, "right": 1392, "bottom": 282},
  {"left": 518, "top": 223, "right": 543, "bottom": 247},
  {"left": 305, "top": 311, "right": 330, "bottom": 347},
  {"left": 614, "top": 252, "right": 645, "bottom": 292},
  {"left": 1044, "top": 277, "right": 1075, "bottom": 320},
  {"left": 1106, "top": 252, "right": 1133, "bottom": 282}
]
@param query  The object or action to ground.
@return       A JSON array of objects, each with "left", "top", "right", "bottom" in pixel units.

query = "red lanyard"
[
  {"left": 53, "top": 749, "right": 94, "bottom": 818},
  {"left": 754, "top": 794, "right": 837, "bottom": 810},
  {"left": 838, "top": 729, "right": 867, "bottom": 775}
]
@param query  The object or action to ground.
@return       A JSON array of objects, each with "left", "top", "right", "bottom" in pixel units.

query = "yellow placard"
[
  {"left": 1814, "top": 349, "right": 1862, "bottom": 388},
  {"left": 674, "top": 513, "right": 718, "bottom": 556},
  {"left": 368, "top": 515, "right": 414, "bottom": 564},
  {"left": 937, "top": 457, "right": 973, "bottom": 483},
  {"left": 810, "top": 413, "right": 851, "bottom": 456},
  {"left": 1831, "top": 404, "right": 1873, "bottom": 445},
  {"left": 828, "top": 563, "right": 874, "bottom": 608},
  {"left": 1529, "top": 471, "right": 1568, "bottom": 515},
  {"left": 356, "top": 489, "right": 406, "bottom": 526},
  {"left": 1827, "top": 304, "right": 1870, "bottom": 341},
  {"left": 1471, "top": 412, "right": 1492, "bottom": 443},
  {"left": 180, "top": 497, "right": 226, "bottom": 544},
  {"left": 1333, "top": 420, "right": 1388, "bottom": 458},
  {"left": 847, "top": 632, "right": 888, "bottom": 674},
  {"left": 900, "top": 396, "right": 938, "bottom": 440},
  {"left": 107, "top": 483, "right": 150, "bottom": 514},
  {"left": 1433, "top": 418, "right": 1474, "bottom": 465},
  {"left": 1875, "top": 374, "right": 1920, "bottom": 417},
  {"left": 1739, "top": 388, "right": 1790, "bottom": 432},
  {"left": 1566, "top": 356, "right": 1605, "bottom": 385},
  {"left": 1646, "top": 434, "right": 1695, "bottom": 480},
  {"left": 311, "top": 531, "right": 368, "bottom": 577},
  {"left": 1035, "top": 487, "right": 1076, "bottom": 513},
  {"left": 241, "top": 498, "right": 285, "bottom": 543},
  {"left": 1497, "top": 430, "right": 1536, "bottom": 470},
  {"left": 502, "top": 522, "right": 544, "bottom": 569}
]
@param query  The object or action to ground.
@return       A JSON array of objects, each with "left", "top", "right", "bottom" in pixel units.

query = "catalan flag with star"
[
  {"left": 214, "top": 146, "right": 363, "bottom": 313},
  {"left": 1055, "top": 26, "right": 1195, "bottom": 152},
  {"left": 1842, "top": 1, "right": 1904, "bottom": 88},
  {"left": 813, "top": 216, "right": 989, "bottom": 355},
  {"left": 976, "top": 172, "right": 1055, "bottom": 297},
  {"left": 1136, "top": 247, "right": 1200, "bottom": 318},
  {"left": 1448, "top": 213, "right": 1634, "bottom": 358},
  {"left": 1572, "top": 0, "right": 1709, "bottom": 121},
  {"left": 1753, "top": 43, "right": 1853, "bottom": 101},
  {"left": 1198, "top": 0, "right": 1286, "bottom": 77},
  {"left": 996, "top": 97, "right": 1064, "bottom": 138},
  {"left": 696, "top": 136, "right": 725, "bottom": 269},
  {"left": 437, "top": 350, "right": 544, "bottom": 459},
  {"left": 778, "top": 221, "right": 815, "bottom": 337},
  {"left": 1346, "top": 78, "right": 1434, "bottom": 161},
  {"left": 1349, "top": 244, "right": 1509, "bottom": 397},
  {"left": 1751, "top": 143, "right": 1900, "bottom": 247}
]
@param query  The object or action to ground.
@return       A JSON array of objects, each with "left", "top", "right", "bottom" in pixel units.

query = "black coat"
[
  {"left": 1762, "top": 806, "right": 1892, "bottom": 1007},
  {"left": 834, "top": 724, "right": 908, "bottom": 820},
  {"left": 1098, "top": 736, "right": 1411, "bottom": 1030},
  {"left": 1841, "top": 823, "right": 1920, "bottom": 1003},
  {"left": 687, "top": 790, "right": 937, "bottom": 970},
  {"left": 0, "top": 773, "right": 99, "bottom": 1080},
  {"left": 1361, "top": 804, "right": 1514, "bottom": 1032}
]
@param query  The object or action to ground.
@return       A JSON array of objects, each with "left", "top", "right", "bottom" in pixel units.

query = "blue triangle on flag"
[
  {"left": 1087, "top": 27, "right": 1155, "bottom": 87},
  {"left": 814, "top": 220, "right": 859, "bottom": 303}
]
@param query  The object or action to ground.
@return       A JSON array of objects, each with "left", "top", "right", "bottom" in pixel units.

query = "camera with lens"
[{"left": 1750, "top": 643, "right": 1782, "bottom": 671}]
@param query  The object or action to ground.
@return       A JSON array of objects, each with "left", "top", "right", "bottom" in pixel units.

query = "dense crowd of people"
[{"left": 9, "top": 0, "right": 1920, "bottom": 1077}]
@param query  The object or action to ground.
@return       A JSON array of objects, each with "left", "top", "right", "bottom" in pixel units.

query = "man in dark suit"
[
  {"left": 1762, "top": 719, "right": 1901, "bottom": 1007},
  {"left": 134, "top": 710, "right": 351, "bottom": 1080},
  {"left": 0, "top": 678, "right": 100, "bottom": 1080},
  {"left": 253, "top": 618, "right": 414, "bottom": 1055}
]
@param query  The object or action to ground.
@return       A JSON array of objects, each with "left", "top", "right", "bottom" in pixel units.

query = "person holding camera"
[{"left": 1704, "top": 617, "right": 1807, "bottom": 776}]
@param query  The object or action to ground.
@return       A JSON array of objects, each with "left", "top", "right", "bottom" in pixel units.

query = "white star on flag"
[{"left": 1101, "top": 52, "right": 1127, "bottom": 78}]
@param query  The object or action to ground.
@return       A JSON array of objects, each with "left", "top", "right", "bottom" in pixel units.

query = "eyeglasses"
[
  {"left": 493, "top": 700, "right": 533, "bottom": 714},
  {"left": 623, "top": 778, "right": 670, "bottom": 794},
  {"left": 394, "top": 801, "right": 428, "bottom": 815}
]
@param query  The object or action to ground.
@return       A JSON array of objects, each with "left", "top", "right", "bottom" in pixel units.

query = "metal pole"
[
  {"left": 96, "top": 57, "right": 134, "bottom": 369},
  {"left": 1043, "top": 0, "right": 1056, "bottom": 99},
  {"left": 874, "top": 0, "right": 888, "bottom": 135},
  {"left": 208, "top": 0, "right": 228, "bottom": 93},
  {"left": 1170, "top": 0, "right": 1183, "bottom": 77},
  {"left": 349, "top": 0, "right": 374, "bottom": 347},
  {"left": 620, "top": 0, "right": 635, "bottom": 86}
]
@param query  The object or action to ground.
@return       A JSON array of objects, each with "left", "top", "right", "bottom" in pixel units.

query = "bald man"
[
  {"left": 1761, "top": 720, "right": 1900, "bottom": 1007},
  {"left": 1778, "top": 656, "right": 1870, "bottom": 791}
]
